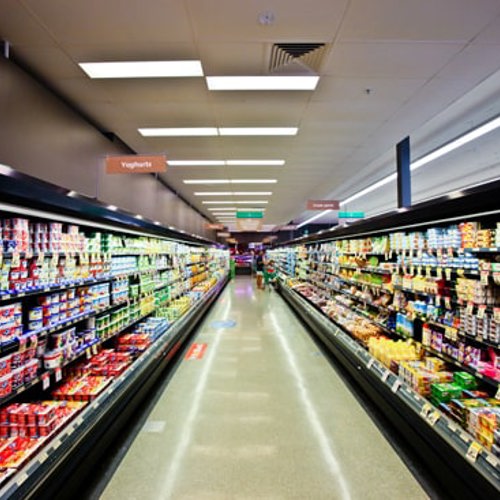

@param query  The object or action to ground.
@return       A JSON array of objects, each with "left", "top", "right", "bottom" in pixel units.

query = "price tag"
[
  {"left": 444, "top": 297, "right": 452, "bottom": 310},
  {"left": 381, "top": 370, "right": 390, "bottom": 382},
  {"left": 447, "top": 247, "right": 454, "bottom": 258},
  {"left": 417, "top": 249, "right": 423, "bottom": 259},
  {"left": 92, "top": 344, "right": 98, "bottom": 355},
  {"left": 367, "top": 358, "right": 375, "bottom": 369},
  {"left": 51, "top": 253, "right": 59, "bottom": 267},
  {"left": 477, "top": 305, "right": 487, "bottom": 319},
  {"left": 457, "top": 268, "right": 465, "bottom": 277},
  {"left": 417, "top": 266, "right": 422, "bottom": 276},
  {"left": 420, "top": 403, "right": 432, "bottom": 418},
  {"left": 18, "top": 336, "right": 27, "bottom": 352},
  {"left": 486, "top": 454, "right": 500, "bottom": 468},
  {"left": 36, "top": 252, "right": 45, "bottom": 266},
  {"left": 466, "top": 301, "right": 474, "bottom": 315},
  {"left": 437, "top": 248, "right": 443, "bottom": 259},
  {"left": 435, "top": 294, "right": 441, "bottom": 306},
  {"left": 55, "top": 367, "right": 62, "bottom": 382},
  {"left": 466, "top": 442, "right": 482, "bottom": 463},
  {"left": 495, "top": 385, "right": 500, "bottom": 400},
  {"left": 445, "top": 268, "right": 452, "bottom": 281},
  {"left": 426, "top": 266, "right": 432, "bottom": 277},
  {"left": 436, "top": 267, "right": 443, "bottom": 279},
  {"left": 494, "top": 308, "right": 500, "bottom": 323},
  {"left": 42, "top": 373, "right": 50, "bottom": 390},
  {"left": 11, "top": 252, "right": 20, "bottom": 267},
  {"left": 480, "top": 271, "right": 489, "bottom": 285},
  {"left": 410, "top": 266, "right": 415, "bottom": 276},
  {"left": 85, "top": 348, "right": 92, "bottom": 360},
  {"left": 392, "top": 379, "right": 402, "bottom": 393},
  {"left": 427, "top": 411, "right": 440, "bottom": 426}
]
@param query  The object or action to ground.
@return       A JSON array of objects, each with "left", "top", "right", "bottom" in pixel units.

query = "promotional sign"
[
  {"left": 279, "top": 225, "right": 297, "bottom": 231},
  {"left": 106, "top": 154, "right": 167, "bottom": 174},
  {"left": 338, "top": 211, "right": 365, "bottom": 218},
  {"left": 206, "top": 223, "right": 225, "bottom": 230},
  {"left": 236, "top": 211, "right": 264, "bottom": 219},
  {"left": 185, "top": 343, "right": 207, "bottom": 360},
  {"left": 217, "top": 232, "right": 230, "bottom": 237},
  {"left": 307, "top": 200, "right": 340, "bottom": 210}
]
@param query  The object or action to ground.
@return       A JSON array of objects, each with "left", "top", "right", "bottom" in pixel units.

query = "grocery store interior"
[{"left": 1, "top": 1, "right": 500, "bottom": 499}]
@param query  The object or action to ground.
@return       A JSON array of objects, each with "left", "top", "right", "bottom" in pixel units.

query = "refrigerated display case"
[
  {"left": 272, "top": 180, "right": 500, "bottom": 499},
  {"left": 0, "top": 167, "right": 229, "bottom": 499}
]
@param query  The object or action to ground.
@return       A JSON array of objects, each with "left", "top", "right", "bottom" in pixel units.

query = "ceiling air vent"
[{"left": 269, "top": 43, "right": 327, "bottom": 73}]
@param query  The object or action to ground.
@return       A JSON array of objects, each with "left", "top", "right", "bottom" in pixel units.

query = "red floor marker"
[{"left": 185, "top": 343, "right": 207, "bottom": 360}]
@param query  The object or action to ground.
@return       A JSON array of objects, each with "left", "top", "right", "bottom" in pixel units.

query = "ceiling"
[{"left": 2, "top": 0, "right": 500, "bottom": 232}]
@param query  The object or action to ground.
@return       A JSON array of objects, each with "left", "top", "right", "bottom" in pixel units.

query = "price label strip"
[
  {"left": 381, "top": 370, "right": 390, "bottom": 382},
  {"left": 465, "top": 442, "right": 482, "bottom": 463},
  {"left": 42, "top": 373, "right": 50, "bottom": 391},
  {"left": 420, "top": 403, "right": 433, "bottom": 419},
  {"left": 427, "top": 411, "right": 440, "bottom": 426},
  {"left": 391, "top": 379, "right": 402, "bottom": 393}
]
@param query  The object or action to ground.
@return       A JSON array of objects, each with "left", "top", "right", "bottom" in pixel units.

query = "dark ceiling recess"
[{"left": 269, "top": 43, "right": 327, "bottom": 72}]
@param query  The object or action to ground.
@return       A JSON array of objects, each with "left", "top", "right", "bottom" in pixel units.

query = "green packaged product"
[
  {"left": 453, "top": 372, "right": 477, "bottom": 390},
  {"left": 430, "top": 383, "right": 463, "bottom": 403}
]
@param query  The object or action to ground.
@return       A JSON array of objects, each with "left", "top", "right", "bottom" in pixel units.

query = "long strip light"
[
  {"left": 297, "top": 114, "right": 500, "bottom": 228},
  {"left": 139, "top": 127, "right": 297, "bottom": 137},
  {"left": 194, "top": 191, "right": 272, "bottom": 196},
  {"left": 79, "top": 60, "right": 203, "bottom": 78},
  {"left": 207, "top": 207, "right": 237, "bottom": 211},
  {"left": 202, "top": 201, "right": 268, "bottom": 204},
  {"left": 183, "top": 179, "right": 277, "bottom": 185},
  {"left": 168, "top": 159, "right": 285, "bottom": 166},
  {"left": 206, "top": 76, "right": 319, "bottom": 91}
]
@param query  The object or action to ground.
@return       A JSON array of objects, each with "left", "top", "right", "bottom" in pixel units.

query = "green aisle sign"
[
  {"left": 338, "top": 211, "right": 365, "bottom": 218},
  {"left": 236, "top": 212, "right": 264, "bottom": 219}
]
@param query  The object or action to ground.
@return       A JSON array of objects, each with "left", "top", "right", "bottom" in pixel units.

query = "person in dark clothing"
[{"left": 254, "top": 251, "right": 265, "bottom": 290}]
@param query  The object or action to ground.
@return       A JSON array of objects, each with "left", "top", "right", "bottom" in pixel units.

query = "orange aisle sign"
[
  {"left": 185, "top": 343, "right": 207, "bottom": 360},
  {"left": 206, "top": 223, "right": 225, "bottom": 230},
  {"left": 236, "top": 218, "right": 263, "bottom": 231},
  {"left": 106, "top": 154, "right": 167, "bottom": 174}
]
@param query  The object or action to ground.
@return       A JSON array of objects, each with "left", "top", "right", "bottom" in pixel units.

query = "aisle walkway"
[{"left": 100, "top": 277, "right": 428, "bottom": 500}]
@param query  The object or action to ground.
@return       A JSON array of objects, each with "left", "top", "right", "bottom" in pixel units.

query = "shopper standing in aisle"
[{"left": 254, "top": 250, "right": 265, "bottom": 290}]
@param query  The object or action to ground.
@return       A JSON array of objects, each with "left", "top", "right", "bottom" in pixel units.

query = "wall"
[{"left": 0, "top": 57, "right": 212, "bottom": 239}]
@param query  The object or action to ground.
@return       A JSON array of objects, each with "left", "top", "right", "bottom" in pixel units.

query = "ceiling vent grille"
[{"left": 269, "top": 43, "right": 327, "bottom": 73}]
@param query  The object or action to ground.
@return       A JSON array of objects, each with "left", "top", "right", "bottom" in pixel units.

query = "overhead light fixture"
[
  {"left": 154, "top": 221, "right": 162, "bottom": 225},
  {"left": 139, "top": 128, "right": 218, "bottom": 137},
  {"left": 135, "top": 214, "right": 143, "bottom": 220},
  {"left": 183, "top": 179, "right": 277, "bottom": 185},
  {"left": 297, "top": 210, "right": 331, "bottom": 228},
  {"left": 168, "top": 159, "right": 285, "bottom": 166},
  {"left": 207, "top": 207, "right": 237, "bottom": 211},
  {"left": 236, "top": 208, "right": 265, "bottom": 212},
  {"left": 227, "top": 160, "right": 285, "bottom": 166},
  {"left": 212, "top": 212, "right": 236, "bottom": 215},
  {"left": 202, "top": 201, "right": 268, "bottom": 204},
  {"left": 79, "top": 60, "right": 203, "bottom": 78},
  {"left": 107, "top": 205, "right": 118, "bottom": 211},
  {"left": 206, "top": 75, "right": 319, "bottom": 91},
  {"left": 194, "top": 191, "right": 272, "bottom": 196},
  {"left": 338, "top": 115, "right": 500, "bottom": 207},
  {"left": 219, "top": 127, "right": 298, "bottom": 136}
]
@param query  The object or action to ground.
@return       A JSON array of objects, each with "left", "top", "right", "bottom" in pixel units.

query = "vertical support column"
[{"left": 397, "top": 136, "right": 411, "bottom": 208}]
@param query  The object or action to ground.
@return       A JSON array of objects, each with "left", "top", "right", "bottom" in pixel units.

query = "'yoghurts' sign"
[{"left": 106, "top": 155, "right": 167, "bottom": 174}]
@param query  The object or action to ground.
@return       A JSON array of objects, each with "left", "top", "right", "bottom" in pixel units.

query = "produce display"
[
  {"left": 271, "top": 219, "right": 500, "bottom": 458},
  {"left": 0, "top": 214, "right": 228, "bottom": 484}
]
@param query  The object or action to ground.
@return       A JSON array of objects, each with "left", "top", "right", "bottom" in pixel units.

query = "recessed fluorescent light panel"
[
  {"left": 202, "top": 201, "right": 268, "bottom": 204},
  {"left": 139, "top": 128, "right": 218, "bottom": 137},
  {"left": 168, "top": 159, "right": 285, "bottom": 166},
  {"left": 183, "top": 179, "right": 277, "bottom": 185},
  {"left": 218, "top": 127, "right": 298, "bottom": 136},
  {"left": 140, "top": 128, "right": 297, "bottom": 137},
  {"left": 194, "top": 192, "right": 272, "bottom": 196},
  {"left": 206, "top": 75, "right": 319, "bottom": 91},
  {"left": 79, "top": 60, "right": 203, "bottom": 78},
  {"left": 168, "top": 160, "right": 225, "bottom": 166},
  {"left": 207, "top": 207, "right": 237, "bottom": 211},
  {"left": 236, "top": 208, "right": 265, "bottom": 212},
  {"left": 227, "top": 160, "right": 285, "bottom": 166}
]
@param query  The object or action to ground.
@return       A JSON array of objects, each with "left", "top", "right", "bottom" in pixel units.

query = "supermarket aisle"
[{"left": 100, "top": 276, "right": 429, "bottom": 500}]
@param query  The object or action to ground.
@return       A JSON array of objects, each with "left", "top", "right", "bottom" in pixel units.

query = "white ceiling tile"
[
  {"left": 23, "top": 0, "right": 194, "bottom": 44},
  {"left": 339, "top": 0, "right": 500, "bottom": 42},
  {"left": 325, "top": 41, "right": 465, "bottom": 79}
]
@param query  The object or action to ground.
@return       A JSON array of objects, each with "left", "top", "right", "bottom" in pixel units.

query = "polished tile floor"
[{"left": 100, "top": 277, "right": 429, "bottom": 500}]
